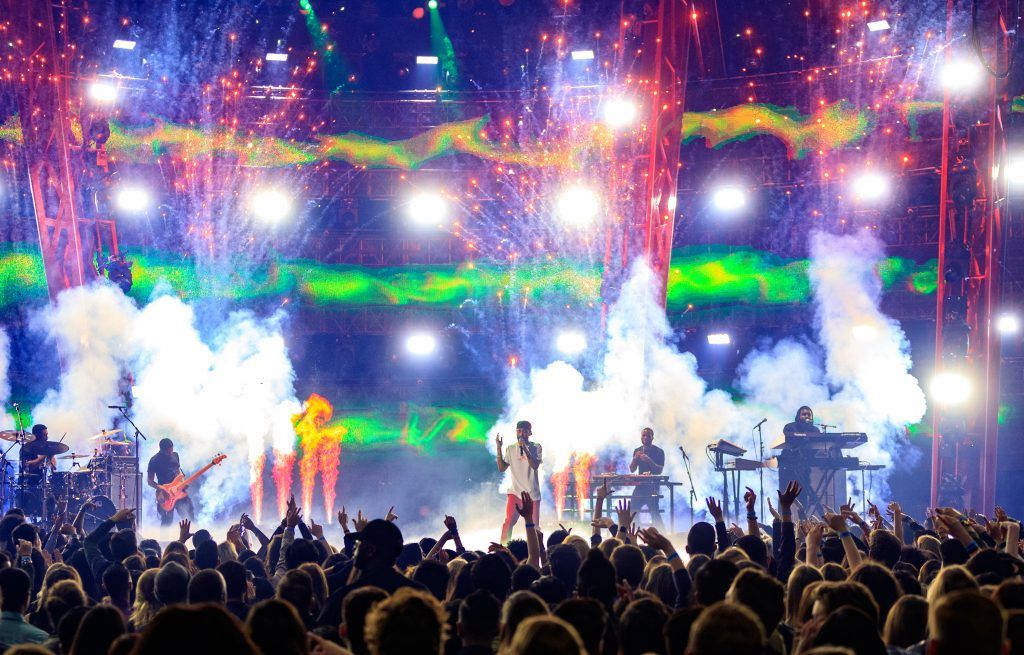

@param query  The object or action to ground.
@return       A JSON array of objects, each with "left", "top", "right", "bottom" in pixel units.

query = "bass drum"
[{"left": 74, "top": 495, "right": 117, "bottom": 533}]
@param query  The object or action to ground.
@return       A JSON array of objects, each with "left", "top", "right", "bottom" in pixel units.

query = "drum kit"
[{"left": 0, "top": 427, "right": 140, "bottom": 528}]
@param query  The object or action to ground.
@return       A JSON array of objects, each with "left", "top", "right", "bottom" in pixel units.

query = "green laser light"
[{"left": 427, "top": 0, "right": 438, "bottom": 8}]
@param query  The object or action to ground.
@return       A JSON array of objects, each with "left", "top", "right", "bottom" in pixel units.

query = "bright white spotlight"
[
  {"left": 941, "top": 59, "right": 983, "bottom": 93},
  {"left": 407, "top": 193, "right": 447, "bottom": 226},
  {"left": 997, "top": 314, "right": 1020, "bottom": 334},
  {"left": 852, "top": 172, "right": 890, "bottom": 201},
  {"left": 1008, "top": 157, "right": 1024, "bottom": 190},
  {"left": 116, "top": 187, "right": 149, "bottom": 212},
  {"left": 707, "top": 333, "right": 731, "bottom": 345},
  {"left": 266, "top": 52, "right": 288, "bottom": 62},
  {"left": 405, "top": 333, "right": 437, "bottom": 356},
  {"left": 571, "top": 49, "right": 595, "bottom": 60},
  {"left": 250, "top": 189, "right": 292, "bottom": 223},
  {"left": 88, "top": 81, "right": 117, "bottom": 102},
  {"left": 866, "top": 19, "right": 891, "bottom": 31},
  {"left": 930, "top": 372, "right": 972, "bottom": 406},
  {"left": 556, "top": 186, "right": 600, "bottom": 225},
  {"left": 710, "top": 186, "right": 746, "bottom": 212},
  {"left": 416, "top": 55, "right": 439, "bottom": 65},
  {"left": 555, "top": 330, "right": 587, "bottom": 355},
  {"left": 112, "top": 39, "right": 136, "bottom": 50},
  {"left": 601, "top": 98, "right": 638, "bottom": 127}
]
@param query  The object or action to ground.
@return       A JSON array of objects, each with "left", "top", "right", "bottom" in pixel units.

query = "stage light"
[
  {"left": 866, "top": 19, "right": 890, "bottom": 31},
  {"left": 601, "top": 98, "right": 638, "bottom": 128},
  {"left": 1008, "top": 156, "right": 1024, "bottom": 190},
  {"left": 115, "top": 187, "right": 149, "bottom": 212},
  {"left": 556, "top": 186, "right": 600, "bottom": 225},
  {"left": 88, "top": 81, "right": 117, "bottom": 102},
  {"left": 250, "top": 189, "right": 292, "bottom": 223},
  {"left": 555, "top": 330, "right": 587, "bottom": 355},
  {"left": 997, "top": 314, "right": 1020, "bottom": 334},
  {"left": 266, "top": 52, "right": 288, "bottom": 62},
  {"left": 407, "top": 192, "right": 447, "bottom": 226},
  {"left": 707, "top": 333, "right": 731, "bottom": 345},
  {"left": 571, "top": 49, "right": 595, "bottom": 60},
  {"left": 852, "top": 172, "right": 890, "bottom": 201},
  {"left": 405, "top": 333, "right": 437, "bottom": 356},
  {"left": 112, "top": 39, "right": 136, "bottom": 50},
  {"left": 852, "top": 324, "right": 878, "bottom": 341},
  {"left": 710, "top": 186, "right": 746, "bottom": 212},
  {"left": 427, "top": 0, "right": 438, "bottom": 8},
  {"left": 416, "top": 55, "right": 439, "bottom": 65},
  {"left": 941, "top": 59, "right": 983, "bottom": 93},
  {"left": 930, "top": 372, "right": 972, "bottom": 406}
]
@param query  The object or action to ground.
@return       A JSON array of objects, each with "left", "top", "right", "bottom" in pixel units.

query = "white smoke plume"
[
  {"left": 0, "top": 327, "right": 12, "bottom": 429},
  {"left": 491, "top": 263, "right": 751, "bottom": 518},
  {"left": 739, "top": 230, "right": 928, "bottom": 501},
  {"left": 30, "top": 282, "right": 300, "bottom": 528}
]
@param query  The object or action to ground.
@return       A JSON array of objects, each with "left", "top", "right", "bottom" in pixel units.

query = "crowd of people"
[{"left": 0, "top": 479, "right": 1018, "bottom": 655}]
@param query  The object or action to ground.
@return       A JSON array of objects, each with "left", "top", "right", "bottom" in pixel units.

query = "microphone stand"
[
  {"left": 755, "top": 421, "right": 765, "bottom": 521},
  {"left": 679, "top": 447, "right": 697, "bottom": 529},
  {"left": 113, "top": 406, "right": 146, "bottom": 528},
  {"left": 1, "top": 405, "right": 28, "bottom": 511}
]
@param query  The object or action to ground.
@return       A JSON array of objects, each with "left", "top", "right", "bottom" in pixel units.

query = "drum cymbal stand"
[{"left": 2, "top": 404, "right": 29, "bottom": 512}]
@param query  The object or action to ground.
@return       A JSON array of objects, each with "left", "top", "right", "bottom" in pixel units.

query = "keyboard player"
[
  {"left": 629, "top": 427, "right": 665, "bottom": 529},
  {"left": 783, "top": 406, "right": 821, "bottom": 440}
]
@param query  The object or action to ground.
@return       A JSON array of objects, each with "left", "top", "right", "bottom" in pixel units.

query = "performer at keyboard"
[
  {"left": 629, "top": 427, "right": 665, "bottom": 528},
  {"left": 496, "top": 420, "right": 542, "bottom": 543},
  {"left": 782, "top": 406, "right": 821, "bottom": 440}
]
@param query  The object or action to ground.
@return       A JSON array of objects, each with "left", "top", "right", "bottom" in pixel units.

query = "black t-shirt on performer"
[{"left": 147, "top": 451, "right": 181, "bottom": 485}]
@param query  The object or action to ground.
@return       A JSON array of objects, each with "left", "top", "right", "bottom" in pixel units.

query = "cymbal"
[
  {"left": 0, "top": 431, "right": 33, "bottom": 444},
  {"left": 57, "top": 453, "right": 93, "bottom": 460},
  {"left": 23, "top": 441, "right": 70, "bottom": 456},
  {"left": 96, "top": 440, "right": 130, "bottom": 446},
  {"left": 88, "top": 429, "right": 123, "bottom": 440}
]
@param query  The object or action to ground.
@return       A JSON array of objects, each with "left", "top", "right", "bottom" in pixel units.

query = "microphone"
[
  {"left": 10, "top": 402, "right": 18, "bottom": 409},
  {"left": 754, "top": 417, "right": 768, "bottom": 428},
  {"left": 107, "top": 405, "right": 126, "bottom": 410},
  {"left": 678, "top": 446, "right": 689, "bottom": 461}
]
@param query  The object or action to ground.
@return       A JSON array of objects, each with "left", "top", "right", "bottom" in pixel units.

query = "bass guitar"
[{"left": 156, "top": 454, "right": 227, "bottom": 512}]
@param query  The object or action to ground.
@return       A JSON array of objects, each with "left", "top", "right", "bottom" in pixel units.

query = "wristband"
[
  {"left": 965, "top": 540, "right": 980, "bottom": 554},
  {"left": 747, "top": 512, "right": 757, "bottom": 520},
  {"left": 838, "top": 531, "right": 853, "bottom": 539},
  {"left": 667, "top": 552, "right": 680, "bottom": 562},
  {"left": 524, "top": 523, "right": 535, "bottom": 529}
]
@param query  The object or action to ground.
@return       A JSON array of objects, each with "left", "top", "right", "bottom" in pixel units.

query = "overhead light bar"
[
  {"left": 416, "top": 55, "right": 439, "bottom": 65},
  {"left": 112, "top": 39, "right": 136, "bottom": 50},
  {"left": 571, "top": 50, "right": 595, "bottom": 60},
  {"left": 266, "top": 52, "right": 288, "bottom": 62},
  {"left": 707, "top": 333, "right": 732, "bottom": 345},
  {"left": 866, "top": 19, "right": 891, "bottom": 32}
]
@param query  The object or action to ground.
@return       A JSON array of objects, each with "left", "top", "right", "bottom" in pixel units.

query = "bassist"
[{"left": 148, "top": 438, "right": 194, "bottom": 525}]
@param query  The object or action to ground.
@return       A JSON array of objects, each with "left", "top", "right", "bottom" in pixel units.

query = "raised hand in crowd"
[
  {"left": 385, "top": 506, "right": 399, "bottom": 522},
  {"left": 705, "top": 496, "right": 724, "bottom": 523}
]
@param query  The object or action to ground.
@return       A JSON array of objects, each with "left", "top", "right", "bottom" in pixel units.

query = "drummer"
[{"left": 21, "top": 424, "right": 57, "bottom": 475}]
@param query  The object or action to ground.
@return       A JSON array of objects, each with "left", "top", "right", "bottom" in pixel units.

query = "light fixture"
[
  {"left": 941, "top": 59, "right": 984, "bottom": 93},
  {"left": 112, "top": 39, "right": 136, "bottom": 50},
  {"left": 407, "top": 193, "right": 447, "bottom": 226},
  {"left": 427, "top": 0, "right": 438, "bottom": 8},
  {"left": 707, "top": 333, "right": 731, "bottom": 345},
  {"left": 250, "top": 189, "right": 292, "bottom": 224},
  {"left": 115, "top": 187, "right": 149, "bottom": 212},
  {"left": 266, "top": 52, "right": 288, "bottom": 62},
  {"left": 416, "top": 55, "right": 439, "bottom": 65},
  {"left": 601, "top": 98, "right": 638, "bottom": 128},
  {"left": 88, "top": 81, "right": 117, "bottom": 102},
  {"left": 556, "top": 186, "right": 600, "bottom": 225},
  {"left": 997, "top": 314, "right": 1020, "bottom": 334},
  {"left": 555, "top": 330, "right": 587, "bottom": 355},
  {"left": 1007, "top": 156, "right": 1024, "bottom": 190},
  {"left": 710, "top": 186, "right": 746, "bottom": 213},
  {"left": 852, "top": 172, "right": 890, "bottom": 201},
  {"left": 930, "top": 371, "right": 972, "bottom": 406},
  {"left": 405, "top": 333, "right": 437, "bottom": 356},
  {"left": 571, "top": 50, "right": 595, "bottom": 60},
  {"left": 866, "top": 19, "right": 891, "bottom": 31}
]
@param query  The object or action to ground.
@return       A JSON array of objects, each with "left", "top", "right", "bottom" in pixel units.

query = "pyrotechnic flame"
[
  {"left": 250, "top": 452, "right": 265, "bottom": 523},
  {"left": 551, "top": 466, "right": 571, "bottom": 521},
  {"left": 571, "top": 453, "right": 596, "bottom": 521},
  {"left": 293, "top": 393, "right": 347, "bottom": 520},
  {"left": 272, "top": 452, "right": 295, "bottom": 518}
]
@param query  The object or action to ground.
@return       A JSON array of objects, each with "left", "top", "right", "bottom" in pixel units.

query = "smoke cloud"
[
  {"left": 29, "top": 282, "right": 300, "bottom": 528},
  {"left": 0, "top": 327, "right": 12, "bottom": 430}
]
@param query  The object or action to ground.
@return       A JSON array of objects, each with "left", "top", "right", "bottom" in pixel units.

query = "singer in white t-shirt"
[{"left": 496, "top": 419, "right": 542, "bottom": 543}]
